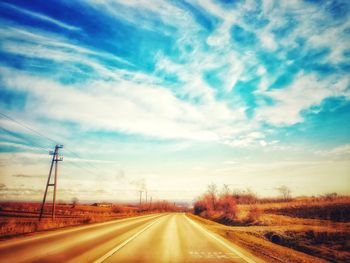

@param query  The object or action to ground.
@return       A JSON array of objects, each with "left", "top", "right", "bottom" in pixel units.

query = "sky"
[{"left": 0, "top": 0, "right": 349, "bottom": 203}]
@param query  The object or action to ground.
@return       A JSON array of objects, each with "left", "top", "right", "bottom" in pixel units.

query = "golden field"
[
  {"left": 192, "top": 195, "right": 350, "bottom": 262},
  {"left": 0, "top": 201, "right": 180, "bottom": 239}
]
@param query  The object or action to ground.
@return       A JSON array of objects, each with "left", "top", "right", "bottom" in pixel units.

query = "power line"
[
  {"left": 0, "top": 112, "right": 102, "bottom": 173},
  {"left": 1, "top": 131, "right": 102, "bottom": 177},
  {"left": 0, "top": 127, "right": 51, "bottom": 152},
  {"left": 63, "top": 148, "right": 103, "bottom": 172},
  {"left": 64, "top": 159, "right": 101, "bottom": 178},
  {"left": 0, "top": 112, "right": 58, "bottom": 144}
]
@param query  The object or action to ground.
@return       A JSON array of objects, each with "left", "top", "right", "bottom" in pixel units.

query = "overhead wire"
[
  {"left": 0, "top": 112, "right": 58, "bottom": 144},
  {"left": 0, "top": 112, "right": 103, "bottom": 177},
  {"left": 0, "top": 126, "right": 51, "bottom": 152},
  {"left": 62, "top": 147, "right": 104, "bottom": 172},
  {"left": 64, "top": 159, "right": 102, "bottom": 178},
  {"left": 0, "top": 112, "right": 189, "bottom": 199}
]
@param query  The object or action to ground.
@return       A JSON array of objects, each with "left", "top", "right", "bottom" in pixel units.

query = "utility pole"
[
  {"left": 39, "top": 144, "right": 63, "bottom": 221},
  {"left": 145, "top": 191, "right": 148, "bottom": 204},
  {"left": 139, "top": 190, "right": 143, "bottom": 207}
]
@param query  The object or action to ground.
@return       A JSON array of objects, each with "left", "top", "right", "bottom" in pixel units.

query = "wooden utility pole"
[{"left": 39, "top": 144, "right": 63, "bottom": 221}]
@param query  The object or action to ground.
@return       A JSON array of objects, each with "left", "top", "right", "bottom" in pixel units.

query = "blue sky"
[{"left": 0, "top": 0, "right": 349, "bottom": 202}]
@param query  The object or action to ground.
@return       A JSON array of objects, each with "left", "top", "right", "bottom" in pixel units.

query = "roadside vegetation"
[
  {"left": 0, "top": 200, "right": 183, "bottom": 238},
  {"left": 193, "top": 184, "right": 350, "bottom": 262}
]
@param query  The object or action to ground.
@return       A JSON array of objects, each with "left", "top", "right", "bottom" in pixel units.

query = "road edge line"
[
  {"left": 93, "top": 215, "right": 165, "bottom": 263},
  {"left": 184, "top": 214, "right": 257, "bottom": 263}
]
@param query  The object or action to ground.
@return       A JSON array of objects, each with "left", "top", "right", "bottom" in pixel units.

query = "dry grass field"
[
  {"left": 0, "top": 201, "right": 179, "bottom": 238},
  {"left": 192, "top": 196, "right": 350, "bottom": 262}
]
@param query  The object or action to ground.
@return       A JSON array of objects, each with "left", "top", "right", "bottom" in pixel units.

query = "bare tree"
[
  {"left": 221, "top": 184, "right": 231, "bottom": 196},
  {"left": 322, "top": 192, "right": 338, "bottom": 201},
  {"left": 72, "top": 197, "right": 79, "bottom": 208},
  {"left": 276, "top": 185, "right": 292, "bottom": 201},
  {"left": 207, "top": 183, "right": 217, "bottom": 209}
]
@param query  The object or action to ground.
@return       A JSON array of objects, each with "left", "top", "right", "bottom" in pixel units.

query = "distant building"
[{"left": 92, "top": 202, "right": 112, "bottom": 207}]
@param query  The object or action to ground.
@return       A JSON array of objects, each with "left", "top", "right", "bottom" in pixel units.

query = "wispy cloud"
[
  {"left": 255, "top": 73, "right": 349, "bottom": 125},
  {"left": 1, "top": 2, "right": 81, "bottom": 31},
  {"left": 0, "top": 0, "right": 349, "bottom": 200},
  {"left": 0, "top": 66, "right": 251, "bottom": 142},
  {"left": 315, "top": 144, "right": 350, "bottom": 158},
  {"left": 12, "top": 174, "right": 42, "bottom": 178}
]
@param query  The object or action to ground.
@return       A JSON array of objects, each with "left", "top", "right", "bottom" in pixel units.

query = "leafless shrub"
[
  {"left": 246, "top": 205, "right": 261, "bottom": 223},
  {"left": 276, "top": 185, "right": 292, "bottom": 201}
]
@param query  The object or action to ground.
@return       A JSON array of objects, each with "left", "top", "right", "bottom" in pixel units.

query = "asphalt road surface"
[{"left": 0, "top": 213, "right": 262, "bottom": 263}]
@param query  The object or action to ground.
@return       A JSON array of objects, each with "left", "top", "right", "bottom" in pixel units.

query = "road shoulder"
[
  {"left": 186, "top": 213, "right": 326, "bottom": 263},
  {"left": 185, "top": 214, "right": 265, "bottom": 263}
]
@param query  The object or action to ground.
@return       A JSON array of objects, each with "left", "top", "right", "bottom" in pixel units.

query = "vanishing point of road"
[{"left": 0, "top": 213, "right": 263, "bottom": 263}]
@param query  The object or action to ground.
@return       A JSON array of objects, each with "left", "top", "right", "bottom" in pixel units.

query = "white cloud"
[
  {"left": 222, "top": 131, "right": 266, "bottom": 148},
  {"left": 315, "top": 144, "right": 350, "bottom": 158},
  {"left": 0, "top": 11, "right": 256, "bottom": 148},
  {"left": 1, "top": 0, "right": 348, "bottom": 150},
  {"left": 1, "top": 0, "right": 350, "bottom": 202},
  {"left": 1, "top": 67, "right": 250, "bottom": 142},
  {"left": 0, "top": 141, "right": 42, "bottom": 151},
  {"left": 0, "top": 23, "right": 134, "bottom": 75},
  {"left": 308, "top": 20, "right": 350, "bottom": 63},
  {"left": 1, "top": 2, "right": 80, "bottom": 31},
  {"left": 65, "top": 157, "right": 119, "bottom": 164},
  {"left": 1, "top": 38, "right": 130, "bottom": 80},
  {"left": 85, "top": 0, "right": 193, "bottom": 35},
  {"left": 259, "top": 31, "right": 277, "bottom": 50},
  {"left": 255, "top": 73, "right": 349, "bottom": 125}
]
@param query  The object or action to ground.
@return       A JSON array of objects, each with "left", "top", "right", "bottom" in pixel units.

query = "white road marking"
[
  {"left": 189, "top": 251, "right": 241, "bottom": 259},
  {"left": 184, "top": 215, "right": 257, "bottom": 263},
  {"left": 93, "top": 215, "right": 165, "bottom": 263}
]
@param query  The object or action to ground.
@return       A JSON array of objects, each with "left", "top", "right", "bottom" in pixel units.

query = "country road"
[{"left": 0, "top": 213, "right": 262, "bottom": 263}]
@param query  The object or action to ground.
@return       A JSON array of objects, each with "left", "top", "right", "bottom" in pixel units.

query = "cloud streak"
[{"left": 1, "top": 2, "right": 81, "bottom": 31}]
